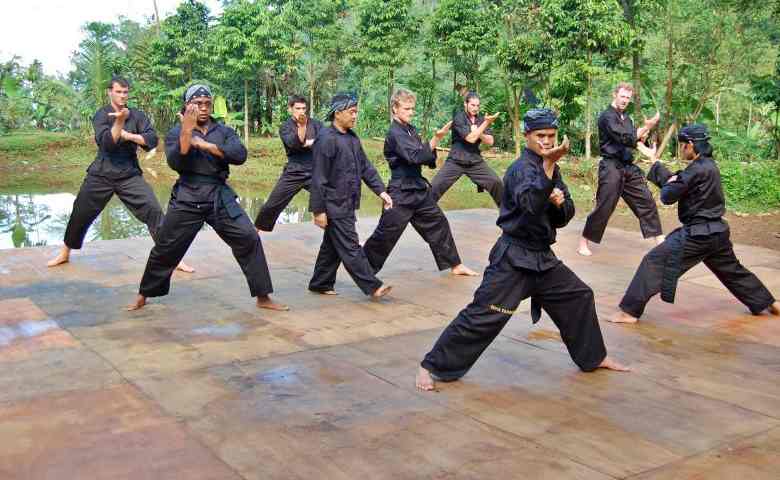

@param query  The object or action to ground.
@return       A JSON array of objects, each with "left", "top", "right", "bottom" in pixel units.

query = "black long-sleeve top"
[
  {"left": 164, "top": 120, "right": 248, "bottom": 205},
  {"left": 495, "top": 148, "right": 575, "bottom": 271},
  {"left": 278, "top": 117, "right": 323, "bottom": 166},
  {"left": 309, "top": 126, "right": 385, "bottom": 219},
  {"left": 383, "top": 120, "right": 437, "bottom": 205},
  {"left": 87, "top": 106, "right": 158, "bottom": 179},
  {"left": 647, "top": 156, "right": 727, "bottom": 234},
  {"left": 165, "top": 120, "right": 247, "bottom": 180},
  {"left": 448, "top": 110, "right": 492, "bottom": 166},
  {"left": 598, "top": 105, "right": 637, "bottom": 165}
]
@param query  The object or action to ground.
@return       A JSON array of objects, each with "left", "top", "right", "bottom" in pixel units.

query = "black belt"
[
  {"left": 390, "top": 164, "right": 423, "bottom": 180},
  {"left": 661, "top": 220, "right": 728, "bottom": 303},
  {"left": 179, "top": 173, "right": 242, "bottom": 221}
]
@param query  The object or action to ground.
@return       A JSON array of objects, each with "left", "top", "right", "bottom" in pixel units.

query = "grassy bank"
[{"left": 1, "top": 130, "right": 778, "bottom": 215}]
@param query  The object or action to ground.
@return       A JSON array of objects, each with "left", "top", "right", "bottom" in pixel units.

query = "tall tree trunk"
[
  {"left": 633, "top": 51, "right": 642, "bottom": 118},
  {"left": 308, "top": 62, "right": 315, "bottom": 114},
  {"left": 509, "top": 84, "right": 521, "bottom": 157},
  {"left": 152, "top": 0, "right": 161, "bottom": 36},
  {"left": 244, "top": 79, "right": 249, "bottom": 143},
  {"left": 663, "top": 4, "right": 674, "bottom": 136},
  {"left": 388, "top": 69, "right": 394, "bottom": 124},
  {"left": 422, "top": 57, "right": 436, "bottom": 137},
  {"left": 585, "top": 50, "right": 593, "bottom": 161}
]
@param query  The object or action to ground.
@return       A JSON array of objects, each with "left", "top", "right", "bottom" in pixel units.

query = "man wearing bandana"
[
  {"left": 362, "top": 88, "right": 478, "bottom": 277},
  {"left": 47, "top": 76, "right": 193, "bottom": 273},
  {"left": 308, "top": 93, "right": 393, "bottom": 298},
  {"left": 430, "top": 91, "right": 503, "bottom": 207},
  {"left": 128, "top": 84, "right": 287, "bottom": 311},
  {"left": 254, "top": 95, "right": 323, "bottom": 232},
  {"left": 578, "top": 82, "right": 664, "bottom": 256},
  {"left": 612, "top": 124, "right": 779, "bottom": 323},
  {"left": 416, "top": 109, "right": 629, "bottom": 392}
]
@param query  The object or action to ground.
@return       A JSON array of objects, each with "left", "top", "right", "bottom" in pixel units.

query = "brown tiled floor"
[{"left": 1, "top": 209, "right": 778, "bottom": 479}]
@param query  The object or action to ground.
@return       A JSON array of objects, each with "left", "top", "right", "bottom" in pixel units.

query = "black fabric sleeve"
[
  {"left": 647, "top": 161, "right": 674, "bottom": 188},
  {"left": 548, "top": 175, "right": 575, "bottom": 228},
  {"left": 215, "top": 127, "right": 247, "bottom": 165},
  {"left": 599, "top": 111, "right": 637, "bottom": 148},
  {"left": 136, "top": 111, "right": 158, "bottom": 151},
  {"left": 165, "top": 126, "right": 184, "bottom": 172},
  {"left": 93, "top": 109, "right": 119, "bottom": 152}
]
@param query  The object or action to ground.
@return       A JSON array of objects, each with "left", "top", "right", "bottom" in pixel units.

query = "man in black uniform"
[
  {"left": 611, "top": 124, "right": 779, "bottom": 323},
  {"left": 363, "top": 89, "right": 477, "bottom": 277},
  {"left": 254, "top": 95, "right": 323, "bottom": 232},
  {"left": 308, "top": 93, "right": 393, "bottom": 298},
  {"left": 128, "top": 84, "right": 286, "bottom": 311},
  {"left": 578, "top": 82, "right": 663, "bottom": 256},
  {"left": 47, "top": 76, "right": 192, "bottom": 272},
  {"left": 430, "top": 92, "right": 503, "bottom": 207},
  {"left": 417, "top": 109, "right": 629, "bottom": 392}
]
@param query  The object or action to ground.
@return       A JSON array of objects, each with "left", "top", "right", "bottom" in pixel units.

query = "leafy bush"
[{"left": 719, "top": 159, "right": 780, "bottom": 211}]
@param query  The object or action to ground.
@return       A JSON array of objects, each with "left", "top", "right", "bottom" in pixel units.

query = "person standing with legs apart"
[
  {"left": 254, "top": 95, "right": 323, "bottom": 232},
  {"left": 308, "top": 93, "right": 393, "bottom": 298},
  {"left": 430, "top": 92, "right": 503, "bottom": 207},
  {"left": 47, "top": 76, "right": 193, "bottom": 273},
  {"left": 128, "top": 84, "right": 286, "bottom": 312},
  {"left": 578, "top": 82, "right": 664, "bottom": 256},
  {"left": 363, "top": 89, "right": 478, "bottom": 277},
  {"left": 417, "top": 109, "right": 629, "bottom": 392},
  {"left": 611, "top": 124, "right": 779, "bottom": 323}
]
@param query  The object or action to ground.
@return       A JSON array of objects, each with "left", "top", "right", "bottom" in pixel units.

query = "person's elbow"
[{"left": 660, "top": 190, "right": 678, "bottom": 205}]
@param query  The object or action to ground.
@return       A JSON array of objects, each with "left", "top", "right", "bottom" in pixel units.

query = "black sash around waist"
[{"left": 179, "top": 173, "right": 242, "bottom": 221}]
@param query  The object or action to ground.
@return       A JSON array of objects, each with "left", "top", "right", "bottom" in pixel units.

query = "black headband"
[
  {"left": 678, "top": 123, "right": 710, "bottom": 143},
  {"left": 524, "top": 108, "right": 559, "bottom": 133},
  {"left": 184, "top": 84, "right": 212, "bottom": 103},
  {"left": 327, "top": 93, "right": 358, "bottom": 121}
]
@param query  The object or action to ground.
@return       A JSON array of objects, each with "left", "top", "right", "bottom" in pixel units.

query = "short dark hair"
[
  {"left": 288, "top": 95, "right": 308, "bottom": 107},
  {"left": 108, "top": 76, "right": 130, "bottom": 90},
  {"left": 464, "top": 91, "right": 480, "bottom": 104}
]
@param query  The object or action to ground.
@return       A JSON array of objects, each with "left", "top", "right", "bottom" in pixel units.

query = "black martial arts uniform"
[
  {"left": 619, "top": 157, "right": 775, "bottom": 317},
  {"left": 431, "top": 111, "right": 503, "bottom": 207},
  {"left": 138, "top": 120, "right": 273, "bottom": 299},
  {"left": 422, "top": 148, "right": 608, "bottom": 379},
  {"left": 64, "top": 106, "right": 162, "bottom": 249},
  {"left": 582, "top": 106, "right": 662, "bottom": 243},
  {"left": 254, "top": 117, "right": 323, "bottom": 231},
  {"left": 363, "top": 120, "right": 461, "bottom": 272},
  {"left": 308, "top": 126, "right": 386, "bottom": 295}
]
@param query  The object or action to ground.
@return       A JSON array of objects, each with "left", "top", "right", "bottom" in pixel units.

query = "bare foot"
[
  {"left": 371, "top": 284, "right": 393, "bottom": 299},
  {"left": 607, "top": 311, "right": 639, "bottom": 324},
  {"left": 310, "top": 289, "right": 338, "bottom": 295},
  {"left": 577, "top": 237, "right": 592, "bottom": 256},
  {"left": 597, "top": 356, "right": 631, "bottom": 372},
  {"left": 256, "top": 295, "right": 289, "bottom": 311},
  {"left": 655, "top": 235, "right": 666, "bottom": 245},
  {"left": 415, "top": 366, "right": 436, "bottom": 391},
  {"left": 47, "top": 247, "right": 71, "bottom": 267},
  {"left": 451, "top": 264, "right": 478, "bottom": 276},
  {"left": 126, "top": 294, "right": 147, "bottom": 311},
  {"left": 176, "top": 261, "right": 195, "bottom": 273},
  {"left": 768, "top": 302, "right": 780, "bottom": 315}
]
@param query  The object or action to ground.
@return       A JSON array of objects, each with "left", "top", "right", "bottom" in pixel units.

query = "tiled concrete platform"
[{"left": 1, "top": 209, "right": 779, "bottom": 479}]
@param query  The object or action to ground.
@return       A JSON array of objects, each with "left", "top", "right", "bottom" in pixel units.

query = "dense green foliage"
[{"left": 1, "top": 0, "right": 780, "bottom": 208}]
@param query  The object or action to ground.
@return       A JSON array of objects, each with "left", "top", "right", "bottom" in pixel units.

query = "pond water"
[{"left": 0, "top": 185, "right": 312, "bottom": 250}]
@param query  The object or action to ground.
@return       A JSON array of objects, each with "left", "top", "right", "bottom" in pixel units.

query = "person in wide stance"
[
  {"left": 612, "top": 123, "right": 779, "bottom": 323},
  {"left": 417, "top": 108, "right": 629, "bottom": 392}
]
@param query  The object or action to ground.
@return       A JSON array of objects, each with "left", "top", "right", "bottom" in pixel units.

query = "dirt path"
[{"left": 584, "top": 202, "right": 780, "bottom": 252}]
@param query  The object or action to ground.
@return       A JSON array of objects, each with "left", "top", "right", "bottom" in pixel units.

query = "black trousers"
[
  {"left": 421, "top": 243, "right": 607, "bottom": 379},
  {"left": 308, "top": 214, "right": 383, "bottom": 295},
  {"left": 254, "top": 163, "right": 311, "bottom": 231},
  {"left": 619, "top": 229, "right": 775, "bottom": 318},
  {"left": 139, "top": 196, "right": 273, "bottom": 298},
  {"left": 64, "top": 174, "right": 163, "bottom": 249},
  {"left": 582, "top": 159, "right": 662, "bottom": 243},
  {"left": 431, "top": 160, "right": 503, "bottom": 207},
  {"left": 363, "top": 190, "right": 461, "bottom": 273}
]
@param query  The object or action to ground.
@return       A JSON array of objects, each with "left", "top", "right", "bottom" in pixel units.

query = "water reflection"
[{"left": 0, "top": 185, "right": 314, "bottom": 250}]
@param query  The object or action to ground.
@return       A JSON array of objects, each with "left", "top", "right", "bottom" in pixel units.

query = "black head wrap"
[
  {"left": 677, "top": 123, "right": 710, "bottom": 143},
  {"left": 523, "top": 108, "right": 559, "bottom": 133},
  {"left": 327, "top": 93, "right": 358, "bottom": 121},
  {"left": 184, "top": 84, "right": 212, "bottom": 103}
]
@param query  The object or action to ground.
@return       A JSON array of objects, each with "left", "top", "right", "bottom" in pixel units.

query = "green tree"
[{"left": 351, "top": 0, "right": 420, "bottom": 122}]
